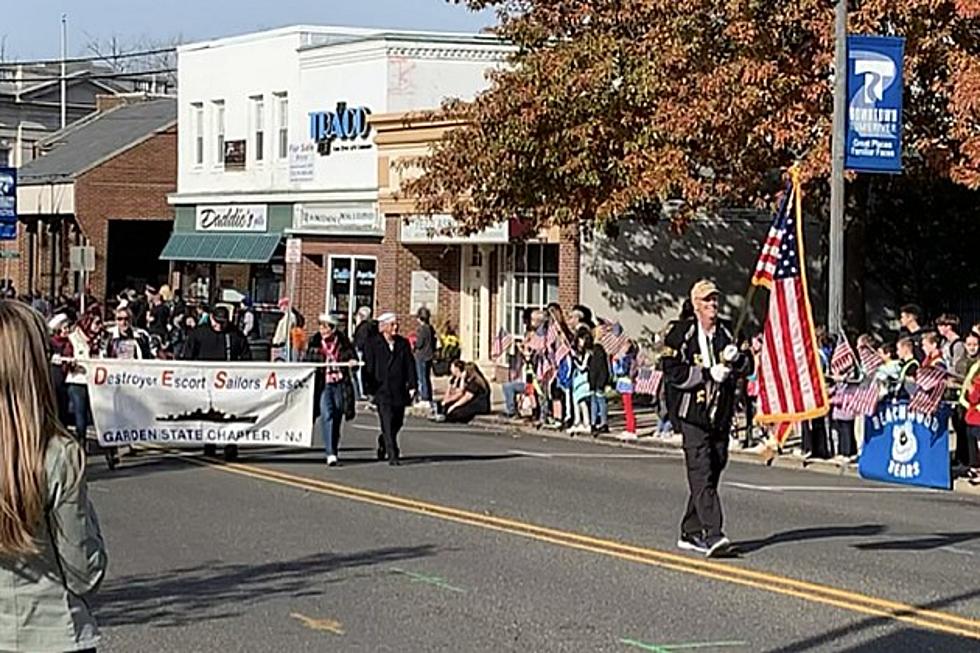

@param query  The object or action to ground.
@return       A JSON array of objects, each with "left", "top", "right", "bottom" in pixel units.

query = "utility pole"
[
  {"left": 828, "top": 0, "right": 847, "bottom": 335},
  {"left": 60, "top": 14, "right": 67, "bottom": 129}
]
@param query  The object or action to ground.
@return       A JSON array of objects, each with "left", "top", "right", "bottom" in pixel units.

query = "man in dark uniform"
[
  {"left": 662, "top": 280, "right": 753, "bottom": 557},
  {"left": 362, "top": 312, "right": 417, "bottom": 466}
]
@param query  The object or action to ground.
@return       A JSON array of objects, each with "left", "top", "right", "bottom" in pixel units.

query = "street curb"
[{"left": 432, "top": 411, "right": 980, "bottom": 498}]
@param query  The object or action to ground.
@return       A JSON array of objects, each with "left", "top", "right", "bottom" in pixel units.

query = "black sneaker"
[
  {"left": 677, "top": 533, "right": 708, "bottom": 554},
  {"left": 704, "top": 535, "right": 732, "bottom": 558}
]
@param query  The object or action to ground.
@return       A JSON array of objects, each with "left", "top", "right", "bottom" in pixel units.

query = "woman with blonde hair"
[{"left": 0, "top": 300, "right": 107, "bottom": 652}]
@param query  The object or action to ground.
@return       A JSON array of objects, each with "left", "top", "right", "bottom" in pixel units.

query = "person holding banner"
[
  {"left": 0, "top": 300, "right": 107, "bottom": 653},
  {"left": 180, "top": 306, "right": 251, "bottom": 461},
  {"left": 306, "top": 313, "right": 357, "bottom": 467},
  {"left": 662, "top": 280, "right": 752, "bottom": 558},
  {"left": 363, "top": 313, "right": 417, "bottom": 466}
]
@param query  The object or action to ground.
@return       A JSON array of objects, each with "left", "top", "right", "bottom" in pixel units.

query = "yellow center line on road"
[{"left": 171, "top": 454, "right": 980, "bottom": 640}]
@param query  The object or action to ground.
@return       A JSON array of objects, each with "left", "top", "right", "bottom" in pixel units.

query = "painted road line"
[
  {"left": 725, "top": 481, "right": 939, "bottom": 494},
  {"left": 289, "top": 612, "right": 345, "bottom": 635},
  {"left": 507, "top": 449, "right": 680, "bottom": 459},
  {"left": 171, "top": 454, "right": 980, "bottom": 640},
  {"left": 391, "top": 567, "right": 467, "bottom": 593},
  {"left": 621, "top": 639, "right": 748, "bottom": 652}
]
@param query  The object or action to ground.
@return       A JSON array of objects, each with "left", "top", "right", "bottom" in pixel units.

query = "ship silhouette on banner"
[{"left": 157, "top": 394, "right": 259, "bottom": 425}]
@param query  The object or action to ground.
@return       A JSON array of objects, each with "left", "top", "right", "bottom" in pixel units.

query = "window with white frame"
[
  {"left": 275, "top": 93, "right": 288, "bottom": 160},
  {"left": 503, "top": 243, "right": 560, "bottom": 336},
  {"left": 213, "top": 100, "right": 225, "bottom": 164},
  {"left": 251, "top": 95, "right": 265, "bottom": 163},
  {"left": 191, "top": 102, "right": 204, "bottom": 166}
]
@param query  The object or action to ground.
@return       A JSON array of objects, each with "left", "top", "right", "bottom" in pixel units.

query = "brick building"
[
  {"left": 373, "top": 112, "right": 579, "bottom": 368},
  {"left": 14, "top": 95, "right": 177, "bottom": 301}
]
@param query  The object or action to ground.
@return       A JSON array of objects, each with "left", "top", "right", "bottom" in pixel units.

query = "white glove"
[
  {"left": 709, "top": 364, "right": 731, "bottom": 383},
  {"left": 722, "top": 344, "right": 739, "bottom": 364}
]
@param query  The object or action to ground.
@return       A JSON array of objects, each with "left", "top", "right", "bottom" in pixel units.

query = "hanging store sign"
[
  {"left": 845, "top": 35, "right": 905, "bottom": 174},
  {"left": 293, "top": 204, "right": 383, "bottom": 236},
  {"left": 400, "top": 214, "right": 509, "bottom": 245},
  {"left": 196, "top": 205, "right": 268, "bottom": 232},
  {"left": 0, "top": 167, "right": 16, "bottom": 241},
  {"left": 309, "top": 102, "right": 372, "bottom": 156}
]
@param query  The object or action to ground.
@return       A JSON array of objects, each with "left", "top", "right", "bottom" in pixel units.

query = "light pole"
[
  {"left": 60, "top": 14, "right": 67, "bottom": 129},
  {"left": 828, "top": 0, "right": 847, "bottom": 335}
]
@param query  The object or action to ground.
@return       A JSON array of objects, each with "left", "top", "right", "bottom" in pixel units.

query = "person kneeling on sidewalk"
[{"left": 433, "top": 361, "right": 491, "bottom": 424}]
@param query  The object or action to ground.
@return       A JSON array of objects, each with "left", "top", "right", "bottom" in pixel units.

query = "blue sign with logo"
[
  {"left": 309, "top": 102, "right": 371, "bottom": 156},
  {"left": 845, "top": 35, "right": 905, "bottom": 173},
  {"left": 859, "top": 401, "right": 951, "bottom": 490},
  {"left": 0, "top": 167, "right": 16, "bottom": 241}
]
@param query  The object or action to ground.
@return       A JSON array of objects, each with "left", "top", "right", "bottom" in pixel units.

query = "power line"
[
  {"left": 0, "top": 46, "right": 176, "bottom": 68},
  {"left": 3, "top": 68, "right": 177, "bottom": 84}
]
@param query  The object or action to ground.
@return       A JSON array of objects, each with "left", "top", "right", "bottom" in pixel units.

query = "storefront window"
[
  {"left": 328, "top": 256, "right": 376, "bottom": 334},
  {"left": 504, "top": 243, "right": 560, "bottom": 336}
]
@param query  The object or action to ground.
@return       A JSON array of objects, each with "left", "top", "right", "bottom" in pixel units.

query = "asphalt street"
[{"left": 87, "top": 413, "right": 980, "bottom": 652}]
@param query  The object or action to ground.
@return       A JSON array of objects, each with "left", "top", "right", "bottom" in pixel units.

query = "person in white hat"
[
  {"left": 306, "top": 312, "right": 356, "bottom": 466},
  {"left": 362, "top": 312, "right": 417, "bottom": 465},
  {"left": 661, "top": 280, "right": 753, "bottom": 558}
]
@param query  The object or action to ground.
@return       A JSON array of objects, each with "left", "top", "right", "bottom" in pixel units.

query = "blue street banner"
[
  {"left": 845, "top": 35, "right": 905, "bottom": 174},
  {"left": 859, "top": 401, "right": 951, "bottom": 490},
  {"left": 0, "top": 167, "right": 15, "bottom": 241}
]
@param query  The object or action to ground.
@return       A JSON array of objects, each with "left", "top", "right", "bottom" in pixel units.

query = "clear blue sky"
[{"left": 0, "top": 0, "right": 495, "bottom": 61}]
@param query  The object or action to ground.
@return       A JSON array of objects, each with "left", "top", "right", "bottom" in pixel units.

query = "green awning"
[{"left": 159, "top": 233, "right": 281, "bottom": 263}]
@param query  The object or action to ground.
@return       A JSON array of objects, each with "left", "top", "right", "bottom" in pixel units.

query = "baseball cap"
[{"left": 690, "top": 280, "right": 720, "bottom": 302}]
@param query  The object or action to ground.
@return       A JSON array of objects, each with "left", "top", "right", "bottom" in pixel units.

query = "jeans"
[
  {"left": 319, "top": 383, "right": 344, "bottom": 458},
  {"left": 591, "top": 393, "right": 608, "bottom": 427},
  {"left": 503, "top": 381, "right": 526, "bottom": 416},
  {"left": 67, "top": 383, "right": 91, "bottom": 444},
  {"left": 415, "top": 359, "right": 433, "bottom": 403}
]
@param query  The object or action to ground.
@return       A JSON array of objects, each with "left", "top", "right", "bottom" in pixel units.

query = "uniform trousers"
[
  {"left": 377, "top": 403, "right": 406, "bottom": 461},
  {"left": 680, "top": 423, "right": 729, "bottom": 539}
]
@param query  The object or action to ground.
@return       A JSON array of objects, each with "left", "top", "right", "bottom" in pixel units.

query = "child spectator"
[
  {"left": 588, "top": 329, "right": 611, "bottom": 435},
  {"left": 569, "top": 327, "right": 593, "bottom": 435},
  {"left": 614, "top": 342, "right": 638, "bottom": 441}
]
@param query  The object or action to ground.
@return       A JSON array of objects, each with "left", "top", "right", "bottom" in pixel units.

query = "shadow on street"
[{"left": 92, "top": 545, "right": 437, "bottom": 628}]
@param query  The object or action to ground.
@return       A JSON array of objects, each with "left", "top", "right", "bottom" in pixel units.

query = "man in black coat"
[
  {"left": 362, "top": 312, "right": 417, "bottom": 466},
  {"left": 179, "top": 306, "right": 251, "bottom": 461},
  {"left": 662, "top": 280, "right": 753, "bottom": 558}
]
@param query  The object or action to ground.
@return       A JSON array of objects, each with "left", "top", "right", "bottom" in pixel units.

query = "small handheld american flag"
[
  {"left": 909, "top": 365, "right": 949, "bottom": 416},
  {"left": 598, "top": 322, "right": 629, "bottom": 356},
  {"left": 830, "top": 335, "right": 857, "bottom": 378},
  {"left": 491, "top": 327, "right": 513, "bottom": 361},
  {"left": 634, "top": 367, "right": 663, "bottom": 396}
]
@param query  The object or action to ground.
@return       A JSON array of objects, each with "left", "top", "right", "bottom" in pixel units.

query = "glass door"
[{"left": 327, "top": 256, "right": 376, "bottom": 335}]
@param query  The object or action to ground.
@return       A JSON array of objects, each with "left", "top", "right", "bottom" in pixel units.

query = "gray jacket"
[{"left": 0, "top": 434, "right": 107, "bottom": 652}]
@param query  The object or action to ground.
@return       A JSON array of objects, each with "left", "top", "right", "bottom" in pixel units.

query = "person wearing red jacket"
[{"left": 960, "top": 360, "right": 980, "bottom": 478}]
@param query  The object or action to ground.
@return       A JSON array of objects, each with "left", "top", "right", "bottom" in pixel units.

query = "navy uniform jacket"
[
  {"left": 661, "top": 318, "right": 753, "bottom": 434},
  {"left": 363, "top": 333, "right": 418, "bottom": 407}
]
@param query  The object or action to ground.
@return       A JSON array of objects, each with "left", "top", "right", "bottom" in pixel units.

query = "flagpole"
[{"left": 829, "top": 0, "right": 848, "bottom": 335}]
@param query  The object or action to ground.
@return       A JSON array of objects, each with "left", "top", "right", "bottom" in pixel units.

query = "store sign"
[
  {"left": 224, "top": 139, "right": 247, "bottom": 171},
  {"left": 309, "top": 102, "right": 372, "bottom": 156},
  {"left": 400, "top": 215, "right": 509, "bottom": 244},
  {"left": 293, "top": 204, "right": 383, "bottom": 236},
  {"left": 196, "top": 205, "right": 268, "bottom": 232},
  {"left": 846, "top": 35, "right": 905, "bottom": 173},
  {"left": 288, "top": 143, "right": 315, "bottom": 182},
  {"left": 0, "top": 167, "right": 16, "bottom": 241}
]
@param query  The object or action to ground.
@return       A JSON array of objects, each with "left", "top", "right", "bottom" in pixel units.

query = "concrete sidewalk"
[{"left": 420, "top": 374, "right": 980, "bottom": 497}]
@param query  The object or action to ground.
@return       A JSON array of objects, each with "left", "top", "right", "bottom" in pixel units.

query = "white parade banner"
[{"left": 86, "top": 359, "right": 317, "bottom": 448}]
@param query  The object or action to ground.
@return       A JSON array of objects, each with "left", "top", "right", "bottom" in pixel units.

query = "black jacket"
[
  {"left": 306, "top": 330, "right": 357, "bottom": 420},
  {"left": 588, "top": 344, "right": 610, "bottom": 391},
  {"left": 363, "top": 334, "right": 417, "bottom": 407},
  {"left": 353, "top": 319, "right": 377, "bottom": 352},
  {"left": 662, "top": 318, "right": 752, "bottom": 433},
  {"left": 180, "top": 324, "right": 252, "bottom": 362}
]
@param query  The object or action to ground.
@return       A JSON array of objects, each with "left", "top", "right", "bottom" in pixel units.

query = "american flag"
[
  {"left": 841, "top": 344, "right": 884, "bottom": 416},
  {"left": 554, "top": 336, "right": 572, "bottom": 364},
  {"left": 634, "top": 367, "right": 663, "bottom": 396},
  {"left": 491, "top": 327, "right": 513, "bottom": 361},
  {"left": 598, "top": 322, "right": 629, "bottom": 356},
  {"left": 830, "top": 335, "right": 857, "bottom": 378},
  {"left": 525, "top": 331, "right": 546, "bottom": 353},
  {"left": 909, "top": 365, "right": 949, "bottom": 416},
  {"left": 751, "top": 174, "right": 829, "bottom": 434}
]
